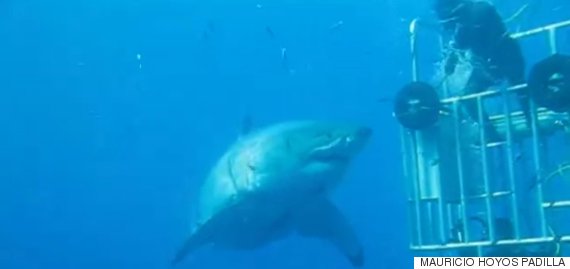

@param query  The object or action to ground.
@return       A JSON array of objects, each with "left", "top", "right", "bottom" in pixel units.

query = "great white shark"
[{"left": 172, "top": 120, "right": 372, "bottom": 267}]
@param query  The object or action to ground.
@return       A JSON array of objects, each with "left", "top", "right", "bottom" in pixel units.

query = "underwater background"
[{"left": 1, "top": 0, "right": 569, "bottom": 268}]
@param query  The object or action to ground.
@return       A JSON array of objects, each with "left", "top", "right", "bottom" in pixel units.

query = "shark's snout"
[
  {"left": 347, "top": 126, "right": 372, "bottom": 153},
  {"left": 347, "top": 126, "right": 372, "bottom": 148}
]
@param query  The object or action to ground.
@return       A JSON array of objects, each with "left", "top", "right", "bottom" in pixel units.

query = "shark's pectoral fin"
[
  {"left": 171, "top": 225, "right": 212, "bottom": 267},
  {"left": 294, "top": 198, "right": 364, "bottom": 267},
  {"left": 171, "top": 238, "right": 194, "bottom": 267}
]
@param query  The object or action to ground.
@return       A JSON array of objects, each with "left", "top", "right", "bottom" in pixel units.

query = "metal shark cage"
[{"left": 393, "top": 18, "right": 570, "bottom": 257}]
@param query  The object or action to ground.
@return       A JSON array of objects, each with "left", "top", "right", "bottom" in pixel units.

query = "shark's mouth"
[
  {"left": 312, "top": 137, "right": 344, "bottom": 152},
  {"left": 310, "top": 137, "right": 349, "bottom": 162},
  {"left": 314, "top": 154, "right": 350, "bottom": 164}
]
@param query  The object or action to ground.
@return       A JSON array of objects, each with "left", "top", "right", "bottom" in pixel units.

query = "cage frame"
[{"left": 401, "top": 17, "right": 570, "bottom": 254}]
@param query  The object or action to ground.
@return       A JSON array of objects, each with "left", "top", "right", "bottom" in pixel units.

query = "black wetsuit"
[{"left": 435, "top": 0, "right": 530, "bottom": 141}]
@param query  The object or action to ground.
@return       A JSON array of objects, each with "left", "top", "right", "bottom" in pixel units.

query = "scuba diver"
[{"left": 433, "top": 0, "right": 531, "bottom": 142}]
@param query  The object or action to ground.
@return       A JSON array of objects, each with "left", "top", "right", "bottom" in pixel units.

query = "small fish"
[
  {"left": 201, "top": 31, "right": 210, "bottom": 40},
  {"left": 430, "top": 158, "right": 440, "bottom": 166},
  {"left": 528, "top": 171, "right": 544, "bottom": 191},
  {"left": 504, "top": 4, "right": 529, "bottom": 23},
  {"left": 528, "top": 163, "right": 570, "bottom": 190},
  {"left": 329, "top": 20, "right": 344, "bottom": 30},
  {"left": 265, "top": 26, "right": 275, "bottom": 39},
  {"left": 280, "top": 47, "right": 289, "bottom": 71},
  {"left": 514, "top": 152, "right": 524, "bottom": 162},
  {"left": 136, "top": 53, "right": 142, "bottom": 69},
  {"left": 438, "top": 107, "right": 451, "bottom": 116}
]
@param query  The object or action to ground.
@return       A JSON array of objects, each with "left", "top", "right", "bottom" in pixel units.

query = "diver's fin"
[{"left": 294, "top": 198, "right": 364, "bottom": 267}]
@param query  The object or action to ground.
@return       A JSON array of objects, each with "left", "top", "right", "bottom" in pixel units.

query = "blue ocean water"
[{"left": 0, "top": 0, "right": 569, "bottom": 268}]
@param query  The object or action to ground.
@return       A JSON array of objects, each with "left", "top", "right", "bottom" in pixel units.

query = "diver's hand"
[{"left": 445, "top": 52, "right": 459, "bottom": 76}]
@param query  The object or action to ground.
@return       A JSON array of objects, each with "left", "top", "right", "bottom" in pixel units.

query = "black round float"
[
  {"left": 528, "top": 53, "right": 570, "bottom": 112},
  {"left": 393, "top": 81, "right": 441, "bottom": 130}
]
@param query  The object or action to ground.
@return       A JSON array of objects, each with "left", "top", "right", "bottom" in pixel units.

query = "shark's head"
[{"left": 284, "top": 121, "right": 372, "bottom": 166}]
